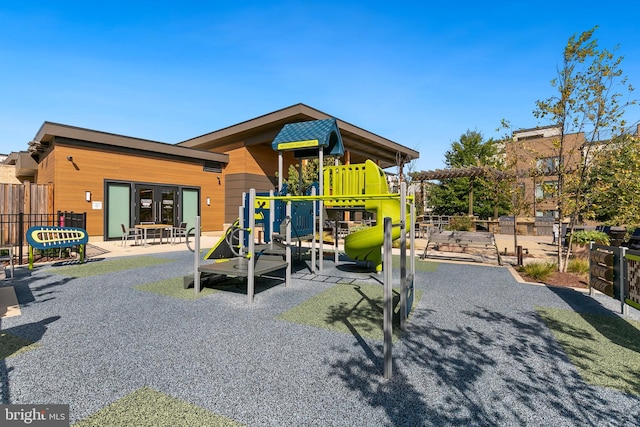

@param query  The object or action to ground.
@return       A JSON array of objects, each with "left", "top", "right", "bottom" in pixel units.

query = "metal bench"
[{"left": 422, "top": 231, "right": 502, "bottom": 265}]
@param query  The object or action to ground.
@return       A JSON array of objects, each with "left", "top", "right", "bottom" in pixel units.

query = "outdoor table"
[{"left": 135, "top": 224, "right": 172, "bottom": 246}]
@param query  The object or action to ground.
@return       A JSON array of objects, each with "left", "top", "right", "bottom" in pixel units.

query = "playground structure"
[
  {"left": 188, "top": 118, "right": 416, "bottom": 378},
  {"left": 190, "top": 118, "right": 415, "bottom": 293}
]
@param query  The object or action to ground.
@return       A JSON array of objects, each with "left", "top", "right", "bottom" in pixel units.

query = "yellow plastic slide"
[{"left": 342, "top": 160, "right": 404, "bottom": 272}]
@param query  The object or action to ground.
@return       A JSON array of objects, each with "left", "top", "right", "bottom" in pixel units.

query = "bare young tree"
[{"left": 533, "top": 26, "right": 636, "bottom": 271}]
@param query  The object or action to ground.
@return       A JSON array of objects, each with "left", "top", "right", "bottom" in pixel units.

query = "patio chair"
[
  {"left": 121, "top": 224, "right": 141, "bottom": 247},
  {"left": 172, "top": 222, "right": 188, "bottom": 244}
]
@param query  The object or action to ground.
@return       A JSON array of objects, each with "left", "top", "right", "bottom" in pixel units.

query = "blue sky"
[{"left": 1, "top": 1, "right": 639, "bottom": 172}]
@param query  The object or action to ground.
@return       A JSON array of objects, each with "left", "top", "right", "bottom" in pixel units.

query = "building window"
[
  {"left": 535, "top": 180, "right": 558, "bottom": 199},
  {"left": 536, "top": 210, "right": 559, "bottom": 218},
  {"left": 536, "top": 156, "right": 560, "bottom": 174}
]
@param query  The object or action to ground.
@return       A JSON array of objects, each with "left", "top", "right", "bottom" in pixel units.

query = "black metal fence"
[{"left": 0, "top": 211, "right": 86, "bottom": 265}]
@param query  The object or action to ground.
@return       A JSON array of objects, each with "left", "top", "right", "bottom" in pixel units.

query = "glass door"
[
  {"left": 159, "top": 188, "right": 176, "bottom": 224},
  {"left": 136, "top": 185, "right": 177, "bottom": 225}
]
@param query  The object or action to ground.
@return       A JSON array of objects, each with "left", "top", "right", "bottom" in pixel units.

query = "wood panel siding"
[
  {"left": 217, "top": 144, "right": 296, "bottom": 176},
  {"left": 224, "top": 173, "right": 276, "bottom": 224},
  {"left": 37, "top": 145, "right": 225, "bottom": 236}
]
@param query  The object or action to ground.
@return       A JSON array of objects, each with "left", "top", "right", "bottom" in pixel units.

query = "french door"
[
  {"left": 105, "top": 180, "right": 200, "bottom": 240},
  {"left": 136, "top": 185, "right": 178, "bottom": 225}
]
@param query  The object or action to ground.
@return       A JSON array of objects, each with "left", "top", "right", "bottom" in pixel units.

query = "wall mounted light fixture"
[
  {"left": 206, "top": 197, "right": 211, "bottom": 206},
  {"left": 85, "top": 191, "right": 91, "bottom": 202}
]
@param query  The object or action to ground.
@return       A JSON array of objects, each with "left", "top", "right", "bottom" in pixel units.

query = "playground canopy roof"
[{"left": 271, "top": 118, "right": 344, "bottom": 159}]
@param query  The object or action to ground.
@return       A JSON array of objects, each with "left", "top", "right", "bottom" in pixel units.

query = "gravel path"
[{"left": 2, "top": 252, "right": 640, "bottom": 426}]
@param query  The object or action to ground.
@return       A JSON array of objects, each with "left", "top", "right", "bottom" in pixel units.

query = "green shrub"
[
  {"left": 519, "top": 261, "right": 556, "bottom": 281},
  {"left": 392, "top": 238, "right": 412, "bottom": 249},
  {"left": 447, "top": 215, "right": 473, "bottom": 231},
  {"left": 567, "top": 258, "right": 589, "bottom": 276},
  {"left": 571, "top": 230, "right": 610, "bottom": 245}
]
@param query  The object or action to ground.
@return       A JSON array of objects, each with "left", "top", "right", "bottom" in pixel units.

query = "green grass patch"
[
  {"left": 392, "top": 255, "right": 438, "bottom": 272},
  {"left": 53, "top": 256, "right": 174, "bottom": 278},
  {"left": 279, "top": 282, "right": 423, "bottom": 341},
  {"left": 135, "top": 277, "right": 218, "bottom": 300},
  {"left": 537, "top": 307, "right": 640, "bottom": 396},
  {"left": 72, "top": 387, "right": 245, "bottom": 427},
  {"left": 0, "top": 331, "right": 40, "bottom": 359}
]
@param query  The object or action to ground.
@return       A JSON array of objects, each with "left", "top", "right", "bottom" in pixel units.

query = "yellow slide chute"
[{"left": 325, "top": 159, "right": 406, "bottom": 272}]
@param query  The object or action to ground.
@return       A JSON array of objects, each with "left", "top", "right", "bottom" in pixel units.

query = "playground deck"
[{"left": 198, "top": 255, "right": 287, "bottom": 278}]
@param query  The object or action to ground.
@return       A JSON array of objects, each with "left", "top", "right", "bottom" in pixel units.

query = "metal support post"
[
  {"left": 400, "top": 182, "right": 407, "bottom": 330},
  {"left": 248, "top": 189, "right": 256, "bottom": 304},
  {"left": 383, "top": 216, "right": 393, "bottom": 379},
  {"left": 286, "top": 200, "right": 292, "bottom": 286},
  {"left": 194, "top": 216, "right": 201, "bottom": 294},
  {"left": 311, "top": 186, "right": 317, "bottom": 273}
]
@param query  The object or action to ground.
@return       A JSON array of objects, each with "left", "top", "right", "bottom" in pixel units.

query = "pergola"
[
  {"left": 411, "top": 167, "right": 512, "bottom": 217},
  {"left": 412, "top": 166, "right": 555, "bottom": 217}
]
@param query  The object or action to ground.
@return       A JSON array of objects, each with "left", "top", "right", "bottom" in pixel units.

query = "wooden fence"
[
  {"left": 0, "top": 183, "right": 53, "bottom": 257},
  {"left": 0, "top": 182, "right": 52, "bottom": 216}
]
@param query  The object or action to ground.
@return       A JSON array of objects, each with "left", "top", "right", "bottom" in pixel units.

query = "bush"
[
  {"left": 571, "top": 230, "right": 610, "bottom": 246},
  {"left": 447, "top": 215, "right": 473, "bottom": 231},
  {"left": 567, "top": 258, "right": 589, "bottom": 277},
  {"left": 519, "top": 261, "right": 556, "bottom": 281},
  {"left": 349, "top": 224, "right": 371, "bottom": 233},
  {"left": 392, "top": 238, "right": 412, "bottom": 249}
]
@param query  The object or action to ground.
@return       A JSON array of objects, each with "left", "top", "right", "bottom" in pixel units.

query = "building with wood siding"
[{"left": 17, "top": 103, "right": 418, "bottom": 240}]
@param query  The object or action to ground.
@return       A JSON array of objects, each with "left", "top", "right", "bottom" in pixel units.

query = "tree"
[
  {"left": 429, "top": 130, "right": 511, "bottom": 219},
  {"left": 533, "top": 26, "right": 636, "bottom": 271},
  {"left": 283, "top": 157, "right": 339, "bottom": 195},
  {"left": 587, "top": 132, "right": 640, "bottom": 226},
  {"left": 498, "top": 119, "right": 536, "bottom": 255}
]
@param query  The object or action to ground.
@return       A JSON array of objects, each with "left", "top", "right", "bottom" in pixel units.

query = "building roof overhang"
[
  {"left": 29, "top": 122, "right": 229, "bottom": 164},
  {"left": 178, "top": 103, "right": 418, "bottom": 169}
]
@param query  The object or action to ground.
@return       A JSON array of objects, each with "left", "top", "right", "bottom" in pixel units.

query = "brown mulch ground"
[{"left": 520, "top": 271, "right": 589, "bottom": 289}]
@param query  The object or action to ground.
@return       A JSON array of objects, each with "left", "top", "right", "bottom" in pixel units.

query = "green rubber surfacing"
[
  {"left": 72, "top": 387, "right": 245, "bottom": 427},
  {"left": 279, "top": 282, "right": 423, "bottom": 342}
]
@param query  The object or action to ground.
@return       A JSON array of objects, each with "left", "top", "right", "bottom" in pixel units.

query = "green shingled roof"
[{"left": 271, "top": 118, "right": 344, "bottom": 158}]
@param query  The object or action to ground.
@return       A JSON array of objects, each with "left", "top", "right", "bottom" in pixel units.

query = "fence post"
[
  {"left": 620, "top": 246, "right": 627, "bottom": 315},
  {"left": 18, "top": 212, "right": 24, "bottom": 265}
]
